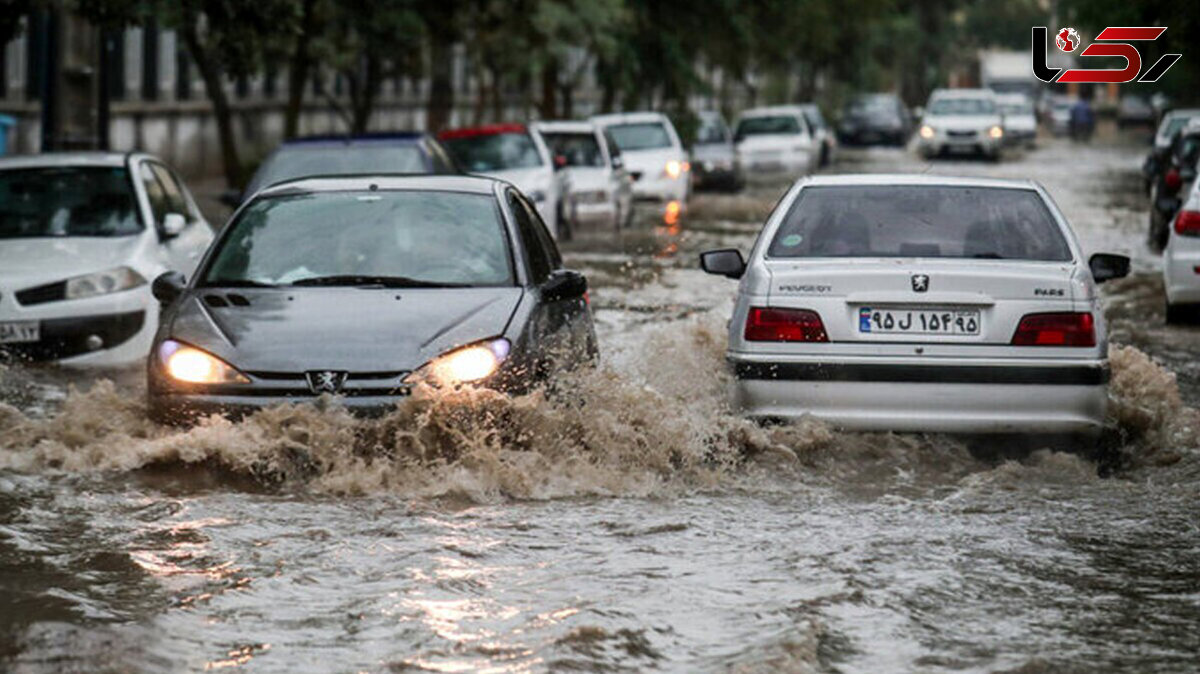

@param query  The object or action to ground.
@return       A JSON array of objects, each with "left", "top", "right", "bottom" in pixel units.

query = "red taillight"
[
  {"left": 1165, "top": 167, "right": 1182, "bottom": 193},
  {"left": 1175, "top": 210, "right": 1200, "bottom": 237},
  {"left": 1011, "top": 312, "right": 1095, "bottom": 347},
  {"left": 744, "top": 307, "right": 828, "bottom": 342}
]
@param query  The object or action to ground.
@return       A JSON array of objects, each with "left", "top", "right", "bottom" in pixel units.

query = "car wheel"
[{"left": 1165, "top": 301, "right": 1193, "bottom": 324}]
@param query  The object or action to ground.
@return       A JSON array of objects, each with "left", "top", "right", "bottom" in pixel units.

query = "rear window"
[
  {"left": 767, "top": 185, "right": 1072, "bottom": 262},
  {"left": 607, "top": 123, "right": 673, "bottom": 151},
  {"left": 247, "top": 145, "right": 427, "bottom": 195},
  {"left": 736, "top": 116, "right": 801, "bottom": 138},
  {"left": 442, "top": 132, "right": 544, "bottom": 172},
  {"left": 541, "top": 132, "right": 605, "bottom": 167}
]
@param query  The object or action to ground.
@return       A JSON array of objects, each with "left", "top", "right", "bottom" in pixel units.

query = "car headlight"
[
  {"left": 528, "top": 190, "right": 547, "bottom": 203},
  {"left": 919, "top": 125, "right": 935, "bottom": 139},
  {"left": 410, "top": 338, "right": 511, "bottom": 386},
  {"left": 664, "top": 160, "right": 683, "bottom": 179},
  {"left": 988, "top": 125, "right": 1004, "bottom": 139},
  {"left": 65, "top": 266, "right": 146, "bottom": 300},
  {"left": 158, "top": 339, "right": 249, "bottom": 384}
]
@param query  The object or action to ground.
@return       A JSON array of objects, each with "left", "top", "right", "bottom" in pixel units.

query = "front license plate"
[
  {"left": 859, "top": 308, "right": 979, "bottom": 335},
  {"left": 0, "top": 321, "right": 39, "bottom": 344}
]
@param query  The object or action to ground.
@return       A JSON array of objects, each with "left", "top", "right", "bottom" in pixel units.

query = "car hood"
[
  {"left": 619, "top": 148, "right": 683, "bottom": 176},
  {"left": 0, "top": 235, "right": 150, "bottom": 287},
  {"left": 926, "top": 114, "right": 1001, "bottom": 130},
  {"left": 167, "top": 287, "right": 524, "bottom": 373}
]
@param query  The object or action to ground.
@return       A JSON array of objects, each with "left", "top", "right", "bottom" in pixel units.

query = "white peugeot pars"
[
  {"left": 0, "top": 153, "right": 213, "bottom": 365},
  {"left": 701, "top": 175, "right": 1130, "bottom": 436}
]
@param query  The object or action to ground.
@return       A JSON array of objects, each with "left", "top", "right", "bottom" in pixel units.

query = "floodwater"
[{"left": 2, "top": 131, "right": 1199, "bottom": 673}]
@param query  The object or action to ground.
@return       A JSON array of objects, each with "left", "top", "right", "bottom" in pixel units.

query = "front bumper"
[
  {"left": 149, "top": 391, "right": 411, "bottom": 423},
  {"left": 919, "top": 132, "right": 1001, "bottom": 156},
  {"left": 729, "top": 356, "right": 1108, "bottom": 434},
  {"left": 1, "top": 310, "right": 146, "bottom": 362}
]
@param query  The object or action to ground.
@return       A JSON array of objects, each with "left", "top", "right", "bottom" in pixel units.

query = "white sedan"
[
  {"left": 532, "top": 120, "right": 633, "bottom": 235},
  {"left": 0, "top": 153, "right": 213, "bottom": 365},
  {"left": 1165, "top": 176, "right": 1200, "bottom": 322},
  {"left": 700, "top": 174, "right": 1129, "bottom": 435},
  {"left": 917, "top": 89, "right": 1006, "bottom": 160},
  {"left": 590, "top": 111, "right": 690, "bottom": 216},
  {"left": 733, "top": 106, "right": 818, "bottom": 177}
]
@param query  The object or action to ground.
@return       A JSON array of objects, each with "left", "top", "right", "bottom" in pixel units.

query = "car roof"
[
  {"left": 280, "top": 133, "right": 428, "bottom": 148},
  {"left": 739, "top": 105, "right": 807, "bottom": 118},
  {"left": 255, "top": 174, "right": 502, "bottom": 198},
  {"left": 532, "top": 120, "right": 596, "bottom": 133},
  {"left": 800, "top": 174, "right": 1039, "bottom": 190},
  {"left": 590, "top": 111, "right": 669, "bottom": 126},
  {"left": 0, "top": 151, "right": 135, "bottom": 169}
]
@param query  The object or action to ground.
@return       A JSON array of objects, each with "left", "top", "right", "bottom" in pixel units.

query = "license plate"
[
  {"left": 858, "top": 308, "right": 979, "bottom": 335},
  {"left": 0, "top": 321, "right": 39, "bottom": 344}
]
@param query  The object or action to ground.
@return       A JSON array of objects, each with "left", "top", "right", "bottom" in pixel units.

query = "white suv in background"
[
  {"left": 733, "top": 106, "right": 818, "bottom": 178},
  {"left": 0, "top": 153, "right": 214, "bottom": 365},
  {"left": 917, "top": 88, "right": 1006, "bottom": 160},
  {"left": 590, "top": 112, "right": 690, "bottom": 216}
]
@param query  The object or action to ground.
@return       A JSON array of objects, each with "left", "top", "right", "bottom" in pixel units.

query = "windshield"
[
  {"left": 696, "top": 119, "right": 729, "bottom": 144},
  {"left": 204, "top": 191, "right": 513, "bottom": 287},
  {"left": 606, "top": 122, "right": 673, "bottom": 151},
  {"left": 1162, "top": 115, "right": 1198, "bottom": 140},
  {"left": 441, "top": 132, "right": 543, "bottom": 172},
  {"left": 929, "top": 98, "right": 996, "bottom": 115},
  {"left": 246, "top": 145, "right": 428, "bottom": 195},
  {"left": 0, "top": 167, "right": 142, "bottom": 239},
  {"left": 768, "top": 185, "right": 1071, "bottom": 261},
  {"left": 542, "top": 132, "right": 605, "bottom": 167},
  {"left": 736, "top": 116, "right": 802, "bottom": 138}
]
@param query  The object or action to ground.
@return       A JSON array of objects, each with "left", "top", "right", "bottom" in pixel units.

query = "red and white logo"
[{"left": 1056, "top": 27, "right": 1080, "bottom": 52}]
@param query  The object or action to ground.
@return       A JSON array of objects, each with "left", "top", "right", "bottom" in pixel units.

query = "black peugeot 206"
[{"left": 147, "top": 175, "right": 596, "bottom": 423}]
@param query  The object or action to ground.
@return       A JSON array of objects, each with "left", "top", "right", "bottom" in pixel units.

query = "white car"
[
  {"left": 438, "top": 124, "right": 563, "bottom": 237},
  {"left": 733, "top": 106, "right": 818, "bottom": 177},
  {"left": 0, "top": 152, "right": 214, "bottom": 365},
  {"left": 1164, "top": 176, "right": 1200, "bottom": 322},
  {"left": 532, "top": 120, "right": 634, "bottom": 235},
  {"left": 917, "top": 89, "right": 1006, "bottom": 160},
  {"left": 700, "top": 174, "right": 1130, "bottom": 435},
  {"left": 996, "top": 92, "right": 1038, "bottom": 148},
  {"left": 798, "top": 103, "right": 837, "bottom": 167},
  {"left": 590, "top": 112, "right": 690, "bottom": 214}
]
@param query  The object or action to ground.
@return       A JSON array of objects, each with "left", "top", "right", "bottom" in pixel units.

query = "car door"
[
  {"left": 602, "top": 129, "right": 633, "bottom": 225},
  {"left": 136, "top": 160, "right": 212, "bottom": 275}
]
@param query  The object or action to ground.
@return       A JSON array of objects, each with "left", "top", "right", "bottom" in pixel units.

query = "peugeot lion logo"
[
  {"left": 306, "top": 370, "right": 348, "bottom": 394},
  {"left": 911, "top": 274, "right": 930, "bottom": 293}
]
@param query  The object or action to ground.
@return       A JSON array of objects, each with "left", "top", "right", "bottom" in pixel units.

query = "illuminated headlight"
[
  {"left": 919, "top": 125, "right": 935, "bottom": 139},
  {"left": 988, "top": 125, "right": 1004, "bottom": 139},
  {"left": 574, "top": 190, "right": 609, "bottom": 204},
  {"left": 411, "top": 338, "right": 511, "bottom": 386},
  {"left": 528, "top": 190, "right": 547, "bottom": 203},
  {"left": 664, "top": 160, "right": 683, "bottom": 179},
  {"left": 159, "top": 339, "right": 249, "bottom": 384},
  {"left": 65, "top": 266, "right": 146, "bottom": 300}
]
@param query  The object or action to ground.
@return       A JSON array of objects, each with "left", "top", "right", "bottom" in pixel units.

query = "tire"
[{"left": 1166, "top": 301, "right": 1190, "bottom": 324}]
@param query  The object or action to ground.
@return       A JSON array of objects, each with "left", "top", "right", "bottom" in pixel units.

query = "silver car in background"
[
  {"left": 700, "top": 175, "right": 1130, "bottom": 435},
  {"left": 917, "top": 89, "right": 1005, "bottom": 160},
  {"left": 798, "top": 103, "right": 836, "bottom": 167},
  {"left": 734, "top": 105, "right": 818, "bottom": 178},
  {"left": 533, "top": 121, "right": 634, "bottom": 233},
  {"left": 691, "top": 110, "right": 743, "bottom": 192},
  {"left": 996, "top": 93, "right": 1037, "bottom": 148}
]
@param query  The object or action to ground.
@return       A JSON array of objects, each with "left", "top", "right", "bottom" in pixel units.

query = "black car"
[
  {"left": 837, "top": 93, "right": 912, "bottom": 146},
  {"left": 1149, "top": 129, "right": 1200, "bottom": 250},
  {"left": 149, "top": 175, "right": 596, "bottom": 422},
  {"left": 224, "top": 133, "right": 460, "bottom": 206}
]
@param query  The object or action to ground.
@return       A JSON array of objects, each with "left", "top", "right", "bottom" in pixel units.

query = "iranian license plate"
[
  {"left": 858, "top": 308, "right": 979, "bottom": 335},
  {"left": 0, "top": 321, "right": 39, "bottom": 344}
]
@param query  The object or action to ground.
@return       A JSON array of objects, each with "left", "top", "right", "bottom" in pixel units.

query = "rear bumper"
[{"left": 730, "top": 358, "right": 1108, "bottom": 434}]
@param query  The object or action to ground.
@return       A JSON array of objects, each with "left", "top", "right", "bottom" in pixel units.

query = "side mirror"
[
  {"left": 152, "top": 271, "right": 187, "bottom": 304},
  {"left": 1089, "top": 253, "right": 1130, "bottom": 283},
  {"left": 219, "top": 190, "right": 241, "bottom": 208},
  {"left": 611, "top": 155, "right": 624, "bottom": 170},
  {"left": 553, "top": 154, "right": 568, "bottom": 170},
  {"left": 700, "top": 249, "right": 746, "bottom": 279},
  {"left": 543, "top": 269, "right": 587, "bottom": 303},
  {"left": 160, "top": 213, "right": 187, "bottom": 238}
]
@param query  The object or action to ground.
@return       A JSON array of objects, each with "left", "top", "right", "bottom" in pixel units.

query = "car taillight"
[
  {"left": 1175, "top": 210, "right": 1200, "bottom": 237},
  {"left": 1164, "top": 167, "right": 1182, "bottom": 192},
  {"left": 744, "top": 307, "right": 828, "bottom": 342},
  {"left": 1011, "top": 312, "right": 1095, "bottom": 347}
]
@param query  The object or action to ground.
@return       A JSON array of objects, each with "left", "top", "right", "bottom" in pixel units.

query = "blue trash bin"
[{"left": 0, "top": 114, "right": 15, "bottom": 156}]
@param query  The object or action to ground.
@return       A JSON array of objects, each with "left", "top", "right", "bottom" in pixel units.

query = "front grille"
[
  {"left": 947, "top": 130, "right": 977, "bottom": 139},
  {"left": 0, "top": 310, "right": 144, "bottom": 361},
  {"left": 16, "top": 281, "right": 67, "bottom": 306},
  {"left": 232, "top": 370, "right": 412, "bottom": 397}
]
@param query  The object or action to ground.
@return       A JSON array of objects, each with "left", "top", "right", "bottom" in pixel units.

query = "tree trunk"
[
  {"left": 284, "top": 0, "right": 317, "bottom": 138},
  {"left": 539, "top": 56, "right": 557, "bottom": 119},
  {"left": 180, "top": 17, "right": 241, "bottom": 189},
  {"left": 424, "top": 3, "right": 456, "bottom": 133},
  {"left": 350, "top": 54, "right": 380, "bottom": 134}
]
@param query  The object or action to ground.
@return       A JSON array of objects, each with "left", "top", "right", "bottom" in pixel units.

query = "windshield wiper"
[
  {"left": 202, "top": 279, "right": 280, "bottom": 288},
  {"left": 289, "top": 274, "right": 466, "bottom": 288}
]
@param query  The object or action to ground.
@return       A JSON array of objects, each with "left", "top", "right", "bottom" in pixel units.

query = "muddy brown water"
[{"left": 2, "top": 136, "right": 1199, "bottom": 673}]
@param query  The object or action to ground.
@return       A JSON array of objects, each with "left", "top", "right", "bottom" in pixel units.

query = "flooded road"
[{"left": 2, "top": 133, "right": 1199, "bottom": 673}]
